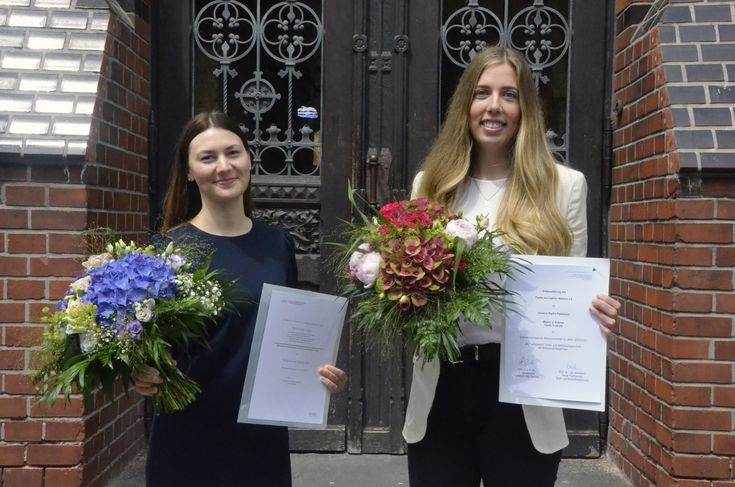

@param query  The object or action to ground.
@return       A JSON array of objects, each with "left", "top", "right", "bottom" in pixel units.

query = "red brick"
[
  {"left": 715, "top": 341, "right": 735, "bottom": 361},
  {"left": 717, "top": 199, "right": 735, "bottom": 219},
  {"left": 672, "top": 432, "right": 712, "bottom": 453},
  {"left": 672, "top": 292, "right": 712, "bottom": 312},
  {"left": 670, "top": 408, "right": 732, "bottom": 431},
  {"left": 655, "top": 335, "right": 710, "bottom": 359},
  {"left": 3, "top": 326, "right": 44, "bottom": 347},
  {"left": 29, "top": 257, "right": 82, "bottom": 277},
  {"left": 30, "top": 210, "right": 87, "bottom": 231},
  {"left": 0, "top": 396, "right": 27, "bottom": 418},
  {"left": 0, "top": 445, "right": 25, "bottom": 466},
  {"left": 7, "top": 279, "right": 46, "bottom": 299},
  {"left": 30, "top": 396, "right": 84, "bottom": 418},
  {"left": 670, "top": 454, "right": 731, "bottom": 479},
  {"left": 7, "top": 233, "right": 46, "bottom": 254},
  {"left": 44, "top": 467, "right": 83, "bottom": 487},
  {"left": 2, "top": 467, "right": 43, "bottom": 487},
  {"left": 0, "top": 209, "right": 29, "bottom": 229},
  {"left": 670, "top": 316, "right": 732, "bottom": 337},
  {"left": 29, "top": 303, "right": 54, "bottom": 323},
  {"left": 714, "top": 434, "right": 735, "bottom": 455},
  {"left": 3, "top": 421, "right": 42, "bottom": 441},
  {"left": 714, "top": 387, "right": 735, "bottom": 407},
  {"left": 674, "top": 269, "right": 733, "bottom": 291},
  {"left": 669, "top": 362, "right": 731, "bottom": 383},
  {"left": 0, "top": 256, "right": 27, "bottom": 276},
  {"left": 4, "top": 185, "right": 45, "bottom": 206},
  {"left": 48, "top": 187, "right": 89, "bottom": 208},
  {"left": 676, "top": 224, "right": 732, "bottom": 244},
  {"left": 716, "top": 294, "right": 735, "bottom": 313},
  {"left": 27, "top": 444, "right": 82, "bottom": 466},
  {"left": 44, "top": 420, "right": 85, "bottom": 441},
  {"left": 675, "top": 200, "right": 715, "bottom": 219},
  {"left": 0, "top": 349, "right": 24, "bottom": 369},
  {"left": 717, "top": 248, "right": 735, "bottom": 267},
  {"left": 48, "top": 233, "right": 85, "bottom": 254},
  {"left": 2, "top": 373, "right": 37, "bottom": 394},
  {"left": 49, "top": 279, "right": 73, "bottom": 300},
  {"left": 0, "top": 303, "right": 25, "bottom": 323}
]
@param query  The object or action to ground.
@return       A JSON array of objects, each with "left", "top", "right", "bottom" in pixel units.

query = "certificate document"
[
  {"left": 238, "top": 284, "right": 347, "bottom": 428},
  {"left": 499, "top": 255, "right": 610, "bottom": 411}
]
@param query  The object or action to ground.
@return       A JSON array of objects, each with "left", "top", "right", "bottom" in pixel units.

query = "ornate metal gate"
[{"left": 151, "top": 0, "right": 613, "bottom": 455}]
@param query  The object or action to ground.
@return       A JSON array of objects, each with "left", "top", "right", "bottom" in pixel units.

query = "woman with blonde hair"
[{"left": 404, "top": 47, "right": 620, "bottom": 486}]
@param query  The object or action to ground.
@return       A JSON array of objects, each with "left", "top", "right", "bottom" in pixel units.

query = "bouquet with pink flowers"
[{"left": 340, "top": 190, "right": 518, "bottom": 362}]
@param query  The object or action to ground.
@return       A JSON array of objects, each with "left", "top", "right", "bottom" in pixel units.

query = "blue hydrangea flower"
[{"left": 83, "top": 252, "right": 178, "bottom": 324}]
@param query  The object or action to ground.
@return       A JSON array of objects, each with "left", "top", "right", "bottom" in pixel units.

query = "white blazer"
[{"left": 402, "top": 163, "right": 589, "bottom": 454}]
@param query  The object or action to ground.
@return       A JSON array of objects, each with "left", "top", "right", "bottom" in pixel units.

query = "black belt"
[{"left": 456, "top": 343, "right": 500, "bottom": 363}]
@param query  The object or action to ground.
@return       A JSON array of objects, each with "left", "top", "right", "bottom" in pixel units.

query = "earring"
[{"left": 187, "top": 176, "right": 194, "bottom": 182}]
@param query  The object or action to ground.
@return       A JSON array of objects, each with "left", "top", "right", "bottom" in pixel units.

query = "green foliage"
[
  {"left": 338, "top": 186, "right": 523, "bottom": 362},
  {"left": 34, "top": 241, "right": 241, "bottom": 415}
]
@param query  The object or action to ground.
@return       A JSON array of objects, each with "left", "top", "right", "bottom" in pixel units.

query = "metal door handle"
[{"left": 365, "top": 147, "right": 392, "bottom": 206}]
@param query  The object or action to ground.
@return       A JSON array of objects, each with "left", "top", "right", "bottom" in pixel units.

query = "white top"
[
  {"left": 404, "top": 166, "right": 588, "bottom": 452},
  {"left": 454, "top": 177, "right": 508, "bottom": 346}
]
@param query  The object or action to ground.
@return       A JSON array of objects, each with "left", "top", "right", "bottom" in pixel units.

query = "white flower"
[
  {"left": 166, "top": 253, "right": 186, "bottom": 271},
  {"left": 349, "top": 244, "right": 382, "bottom": 289},
  {"left": 445, "top": 218, "right": 479, "bottom": 249},
  {"left": 349, "top": 243, "right": 373, "bottom": 273},
  {"left": 355, "top": 252, "right": 382, "bottom": 288},
  {"left": 79, "top": 332, "right": 97, "bottom": 353},
  {"left": 82, "top": 252, "right": 113, "bottom": 270},
  {"left": 135, "top": 307, "right": 153, "bottom": 322},
  {"left": 66, "top": 297, "right": 83, "bottom": 310},
  {"left": 133, "top": 298, "right": 155, "bottom": 322},
  {"left": 69, "top": 276, "right": 91, "bottom": 294}
]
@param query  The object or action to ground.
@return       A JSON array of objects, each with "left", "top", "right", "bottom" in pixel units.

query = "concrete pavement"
[{"left": 107, "top": 451, "right": 632, "bottom": 486}]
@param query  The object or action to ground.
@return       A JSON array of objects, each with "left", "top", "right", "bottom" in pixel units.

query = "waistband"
[{"left": 453, "top": 343, "right": 500, "bottom": 363}]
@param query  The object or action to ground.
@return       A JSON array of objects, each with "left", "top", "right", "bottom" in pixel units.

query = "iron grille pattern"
[{"left": 194, "top": 0, "right": 323, "bottom": 176}]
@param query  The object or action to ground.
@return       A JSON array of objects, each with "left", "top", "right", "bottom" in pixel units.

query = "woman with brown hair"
[
  {"left": 404, "top": 47, "right": 620, "bottom": 486},
  {"left": 133, "top": 111, "right": 346, "bottom": 486}
]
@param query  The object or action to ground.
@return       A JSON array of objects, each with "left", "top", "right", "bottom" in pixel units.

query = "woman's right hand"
[{"left": 132, "top": 365, "right": 163, "bottom": 396}]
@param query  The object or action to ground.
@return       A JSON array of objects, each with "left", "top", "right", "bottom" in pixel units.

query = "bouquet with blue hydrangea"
[{"left": 35, "top": 238, "right": 234, "bottom": 414}]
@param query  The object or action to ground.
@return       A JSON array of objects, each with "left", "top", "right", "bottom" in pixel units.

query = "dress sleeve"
[
  {"left": 282, "top": 229, "right": 299, "bottom": 287},
  {"left": 566, "top": 171, "right": 588, "bottom": 258}
]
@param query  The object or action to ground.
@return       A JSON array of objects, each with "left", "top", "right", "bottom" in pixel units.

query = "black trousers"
[{"left": 407, "top": 344, "right": 562, "bottom": 487}]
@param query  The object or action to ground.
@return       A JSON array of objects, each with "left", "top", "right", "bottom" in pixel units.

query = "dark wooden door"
[{"left": 150, "top": 0, "right": 613, "bottom": 455}]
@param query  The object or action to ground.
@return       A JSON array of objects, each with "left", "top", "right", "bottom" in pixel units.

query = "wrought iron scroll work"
[
  {"left": 194, "top": 1, "right": 324, "bottom": 176},
  {"left": 254, "top": 208, "right": 320, "bottom": 254},
  {"left": 441, "top": 0, "right": 570, "bottom": 85}
]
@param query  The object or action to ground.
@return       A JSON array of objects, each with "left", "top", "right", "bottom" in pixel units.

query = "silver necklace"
[{"left": 472, "top": 178, "right": 507, "bottom": 207}]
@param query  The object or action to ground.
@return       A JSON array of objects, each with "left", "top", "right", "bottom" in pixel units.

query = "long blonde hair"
[{"left": 417, "top": 47, "right": 572, "bottom": 256}]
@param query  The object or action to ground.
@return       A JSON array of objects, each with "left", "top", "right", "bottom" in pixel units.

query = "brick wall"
[
  {"left": 608, "top": 1, "right": 735, "bottom": 485},
  {"left": 0, "top": 2, "right": 151, "bottom": 486}
]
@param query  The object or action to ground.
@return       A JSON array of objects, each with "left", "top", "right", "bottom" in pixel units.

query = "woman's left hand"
[
  {"left": 319, "top": 364, "right": 348, "bottom": 393},
  {"left": 590, "top": 293, "right": 621, "bottom": 339}
]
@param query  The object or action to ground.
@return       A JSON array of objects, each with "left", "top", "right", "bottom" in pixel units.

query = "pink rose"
[
  {"left": 445, "top": 218, "right": 479, "bottom": 249},
  {"left": 349, "top": 243, "right": 382, "bottom": 288}
]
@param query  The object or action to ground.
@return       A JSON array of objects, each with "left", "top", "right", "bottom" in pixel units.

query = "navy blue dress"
[{"left": 146, "top": 221, "right": 297, "bottom": 487}]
